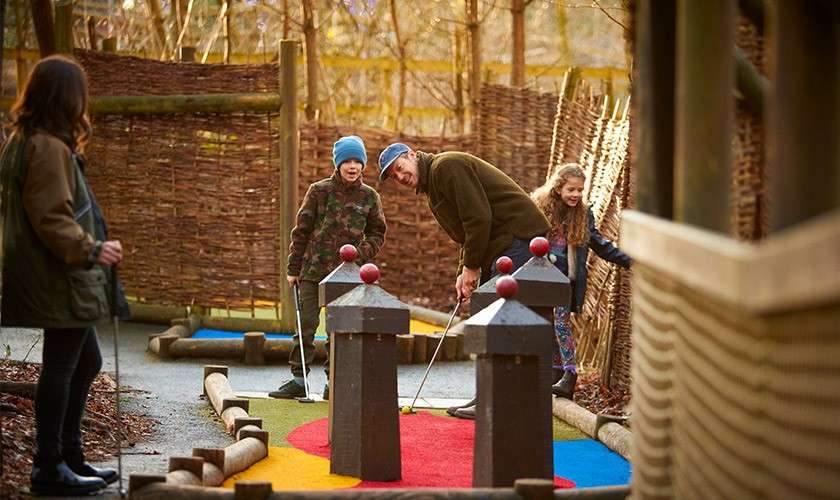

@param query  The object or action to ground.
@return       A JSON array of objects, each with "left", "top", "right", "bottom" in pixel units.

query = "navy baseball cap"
[{"left": 378, "top": 143, "right": 411, "bottom": 182}]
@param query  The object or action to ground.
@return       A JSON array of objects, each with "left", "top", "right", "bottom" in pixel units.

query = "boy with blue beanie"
[{"left": 270, "top": 135, "right": 387, "bottom": 400}]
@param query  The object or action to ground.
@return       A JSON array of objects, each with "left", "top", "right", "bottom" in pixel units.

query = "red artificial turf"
[{"left": 287, "top": 411, "right": 574, "bottom": 489}]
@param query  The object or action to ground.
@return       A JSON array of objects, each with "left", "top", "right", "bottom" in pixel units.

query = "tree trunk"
[
  {"left": 282, "top": 0, "right": 291, "bottom": 39},
  {"left": 223, "top": 0, "right": 231, "bottom": 63},
  {"left": 466, "top": 0, "right": 481, "bottom": 131},
  {"left": 15, "top": 0, "right": 29, "bottom": 93},
  {"left": 389, "top": 0, "right": 407, "bottom": 131},
  {"left": 511, "top": 0, "right": 526, "bottom": 87},
  {"left": 555, "top": 1, "right": 571, "bottom": 65},
  {"left": 145, "top": 0, "right": 169, "bottom": 58},
  {"left": 31, "top": 0, "right": 55, "bottom": 57},
  {"left": 87, "top": 16, "right": 98, "bottom": 50},
  {"left": 171, "top": 0, "right": 187, "bottom": 51},
  {"left": 453, "top": 29, "right": 465, "bottom": 135},
  {"left": 301, "top": 0, "right": 319, "bottom": 121}
]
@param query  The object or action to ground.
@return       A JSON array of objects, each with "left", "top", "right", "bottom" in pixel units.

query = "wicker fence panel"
[
  {"left": 86, "top": 112, "right": 283, "bottom": 308},
  {"left": 732, "top": 18, "right": 767, "bottom": 241},
  {"left": 75, "top": 50, "right": 278, "bottom": 95},
  {"left": 476, "top": 84, "right": 559, "bottom": 192}
]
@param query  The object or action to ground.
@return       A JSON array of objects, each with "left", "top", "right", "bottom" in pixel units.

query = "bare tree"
[
  {"left": 145, "top": 0, "right": 169, "bottom": 58},
  {"left": 389, "top": 0, "right": 408, "bottom": 130},
  {"left": 282, "top": 0, "right": 291, "bottom": 39},
  {"left": 31, "top": 0, "right": 55, "bottom": 57},
  {"left": 301, "top": 0, "right": 319, "bottom": 121},
  {"left": 510, "top": 0, "right": 529, "bottom": 87},
  {"left": 466, "top": 0, "right": 482, "bottom": 129}
]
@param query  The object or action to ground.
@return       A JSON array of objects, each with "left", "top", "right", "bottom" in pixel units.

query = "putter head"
[{"left": 296, "top": 397, "right": 315, "bottom": 404}]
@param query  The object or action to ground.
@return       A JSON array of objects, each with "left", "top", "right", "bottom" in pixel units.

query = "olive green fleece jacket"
[{"left": 415, "top": 151, "right": 550, "bottom": 274}]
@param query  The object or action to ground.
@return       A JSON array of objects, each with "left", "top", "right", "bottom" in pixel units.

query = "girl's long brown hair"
[
  {"left": 531, "top": 164, "right": 589, "bottom": 246},
  {"left": 8, "top": 55, "right": 92, "bottom": 152}
]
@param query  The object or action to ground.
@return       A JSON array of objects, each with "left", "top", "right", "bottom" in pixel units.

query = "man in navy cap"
[{"left": 378, "top": 143, "right": 550, "bottom": 418}]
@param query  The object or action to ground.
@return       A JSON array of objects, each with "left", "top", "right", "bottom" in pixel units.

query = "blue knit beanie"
[{"left": 333, "top": 135, "right": 367, "bottom": 169}]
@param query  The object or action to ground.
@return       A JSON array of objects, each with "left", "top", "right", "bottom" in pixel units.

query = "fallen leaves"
[{"left": 0, "top": 360, "right": 157, "bottom": 499}]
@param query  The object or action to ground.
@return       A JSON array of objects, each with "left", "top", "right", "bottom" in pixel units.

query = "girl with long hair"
[
  {"left": 531, "top": 164, "right": 631, "bottom": 399},
  {"left": 1, "top": 55, "right": 123, "bottom": 496}
]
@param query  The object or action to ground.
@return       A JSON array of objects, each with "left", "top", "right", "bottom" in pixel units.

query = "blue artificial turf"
[
  {"left": 191, "top": 328, "right": 328, "bottom": 341},
  {"left": 552, "top": 439, "right": 632, "bottom": 488}
]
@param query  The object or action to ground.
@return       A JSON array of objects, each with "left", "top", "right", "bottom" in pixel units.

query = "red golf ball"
[
  {"left": 495, "top": 276, "right": 518, "bottom": 298},
  {"left": 529, "top": 236, "right": 550, "bottom": 257},
  {"left": 359, "top": 263, "right": 380, "bottom": 284},
  {"left": 339, "top": 244, "right": 358, "bottom": 262},
  {"left": 496, "top": 256, "right": 513, "bottom": 274}
]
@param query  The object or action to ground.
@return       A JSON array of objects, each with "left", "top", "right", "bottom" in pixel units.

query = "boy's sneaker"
[
  {"left": 268, "top": 380, "right": 306, "bottom": 399},
  {"left": 323, "top": 383, "right": 329, "bottom": 401}
]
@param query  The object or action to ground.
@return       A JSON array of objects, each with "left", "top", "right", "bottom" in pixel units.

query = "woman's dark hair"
[{"left": 8, "top": 55, "right": 92, "bottom": 152}]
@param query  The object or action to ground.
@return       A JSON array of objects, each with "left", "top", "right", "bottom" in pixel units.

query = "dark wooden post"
[
  {"left": 179, "top": 46, "right": 196, "bottom": 62},
  {"left": 674, "top": 0, "right": 735, "bottom": 232},
  {"left": 102, "top": 37, "right": 117, "bottom": 53},
  {"left": 325, "top": 264, "right": 408, "bottom": 481},
  {"left": 765, "top": 1, "right": 840, "bottom": 231},
  {"left": 464, "top": 276, "right": 553, "bottom": 487},
  {"left": 634, "top": 0, "right": 676, "bottom": 218},
  {"left": 508, "top": 237, "right": 571, "bottom": 481},
  {"left": 319, "top": 244, "right": 363, "bottom": 444},
  {"left": 53, "top": 0, "right": 73, "bottom": 55},
  {"left": 279, "top": 39, "right": 299, "bottom": 333}
]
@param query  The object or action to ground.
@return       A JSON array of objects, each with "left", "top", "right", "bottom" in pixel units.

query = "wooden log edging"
[
  {"left": 154, "top": 366, "right": 271, "bottom": 488},
  {"left": 128, "top": 477, "right": 629, "bottom": 499},
  {"left": 552, "top": 397, "right": 632, "bottom": 461},
  {"left": 147, "top": 316, "right": 469, "bottom": 364}
]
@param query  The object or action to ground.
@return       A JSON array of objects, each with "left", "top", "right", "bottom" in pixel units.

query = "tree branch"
[{"left": 591, "top": 0, "right": 629, "bottom": 32}]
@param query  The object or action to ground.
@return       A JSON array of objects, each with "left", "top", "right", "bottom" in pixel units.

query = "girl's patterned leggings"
[{"left": 553, "top": 305, "right": 577, "bottom": 373}]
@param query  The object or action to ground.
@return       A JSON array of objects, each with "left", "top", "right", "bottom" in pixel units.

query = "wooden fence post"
[
  {"left": 279, "top": 40, "right": 299, "bottom": 333},
  {"left": 54, "top": 0, "right": 73, "bottom": 55},
  {"left": 673, "top": 0, "right": 735, "bottom": 232}
]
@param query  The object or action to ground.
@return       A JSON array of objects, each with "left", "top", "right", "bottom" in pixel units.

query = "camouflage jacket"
[{"left": 288, "top": 172, "right": 387, "bottom": 282}]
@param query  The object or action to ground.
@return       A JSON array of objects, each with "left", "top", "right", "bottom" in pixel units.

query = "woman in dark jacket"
[
  {"left": 531, "top": 164, "right": 632, "bottom": 400},
  {"left": 1, "top": 55, "right": 123, "bottom": 496}
]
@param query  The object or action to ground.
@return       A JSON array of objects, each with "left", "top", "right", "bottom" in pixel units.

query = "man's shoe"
[
  {"left": 323, "top": 383, "right": 329, "bottom": 401},
  {"left": 30, "top": 461, "right": 107, "bottom": 497},
  {"left": 64, "top": 452, "right": 118, "bottom": 485},
  {"left": 446, "top": 397, "right": 477, "bottom": 417},
  {"left": 552, "top": 370, "right": 578, "bottom": 399},
  {"left": 452, "top": 405, "right": 476, "bottom": 420},
  {"left": 268, "top": 380, "right": 306, "bottom": 399}
]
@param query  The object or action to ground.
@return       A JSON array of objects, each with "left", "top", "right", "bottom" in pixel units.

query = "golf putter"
[
  {"left": 293, "top": 283, "right": 315, "bottom": 403},
  {"left": 110, "top": 266, "right": 126, "bottom": 498},
  {"left": 403, "top": 299, "right": 463, "bottom": 414}
]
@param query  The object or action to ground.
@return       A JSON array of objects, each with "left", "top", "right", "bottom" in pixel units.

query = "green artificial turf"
[{"left": 247, "top": 398, "right": 328, "bottom": 447}]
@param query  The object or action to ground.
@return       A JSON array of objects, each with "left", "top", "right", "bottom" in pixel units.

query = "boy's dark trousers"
[{"left": 289, "top": 279, "right": 330, "bottom": 377}]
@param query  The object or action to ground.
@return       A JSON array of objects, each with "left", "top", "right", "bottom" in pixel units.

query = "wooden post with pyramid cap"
[
  {"left": 319, "top": 244, "right": 364, "bottom": 444},
  {"left": 509, "top": 237, "right": 571, "bottom": 480},
  {"left": 326, "top": 263, "right": 409, "bottom": 481},
  {"left": 470, "top": 256, "right": 515, "bottom": 315},
  {"left": 464, "top": 276, "right": 554, "bottom": 486}
]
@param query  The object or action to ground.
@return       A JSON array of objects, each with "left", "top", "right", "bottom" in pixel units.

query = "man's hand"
[
  {"left": 456, "top": 267, "right": 481, "bottom": 300},
  {"left": 287, "top": 275, "right": 299, "bottom": 287},
  {"left": 97, "top": 240, "right": 123, "bottom": 267}
]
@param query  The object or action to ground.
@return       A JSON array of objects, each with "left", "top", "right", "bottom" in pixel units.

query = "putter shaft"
[{"left": 407, "top": 299, "right": 463, "bottom": 411}]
